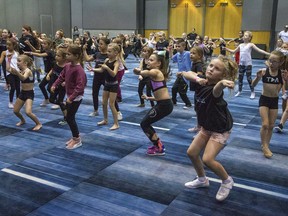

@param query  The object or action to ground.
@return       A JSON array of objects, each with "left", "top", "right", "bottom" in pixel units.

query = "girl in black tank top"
[
  {"left": 136, "top": 47, "right": 154, "bottom": 107},
  {"left": 92, "top": 43, "right": 121, "bottom": 130}
]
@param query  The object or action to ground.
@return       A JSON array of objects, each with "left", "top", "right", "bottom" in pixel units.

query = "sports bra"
[
  {"left": 22, "top": 69, "right": 34, "bottom": 84},
  {"left": 262, "top": 68, "right": 283, "bottom": 85},
  {"left": 150, "top": 80, "right": 167, "bottom": 92}
]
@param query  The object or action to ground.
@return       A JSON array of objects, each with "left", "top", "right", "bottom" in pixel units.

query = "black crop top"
[{"left": 262, "top": 68, "right": 283, "bottom": 85}]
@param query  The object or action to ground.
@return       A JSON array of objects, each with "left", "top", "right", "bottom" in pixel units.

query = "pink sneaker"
[{"left": 66, "top": 137, "right": 82, "bottom": 150}]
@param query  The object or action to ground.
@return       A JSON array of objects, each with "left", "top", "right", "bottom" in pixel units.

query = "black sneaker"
[{"left": 274, "top": 124, "right": 283, "bottom": 133}]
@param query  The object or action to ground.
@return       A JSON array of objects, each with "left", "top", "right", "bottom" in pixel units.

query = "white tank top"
[
  {"left": 239, "top": 43, "right": 252, "bottom": 66},
  {"left": 5, "top": 50, "right": 19, "bottom": 75}
]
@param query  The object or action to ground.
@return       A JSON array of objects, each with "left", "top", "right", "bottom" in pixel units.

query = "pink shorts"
[{"left": 199, "top": 127, "right": 231, "bottom": 145}]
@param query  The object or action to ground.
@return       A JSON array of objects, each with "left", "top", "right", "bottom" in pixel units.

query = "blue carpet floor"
[{"left": 0, "top": 55, "right": 287, "bottom": 216}]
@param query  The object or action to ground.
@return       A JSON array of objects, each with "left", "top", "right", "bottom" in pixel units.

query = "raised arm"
[
  {"left": 252, "top": 69, "right": 265, "bottom": 87},
  {"left": 225, "top": 45, "right": 240, "bottom": 54}
]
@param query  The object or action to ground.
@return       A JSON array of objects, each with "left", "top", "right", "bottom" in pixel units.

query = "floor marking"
[
  {"left": 1, "top": 168, "right": 71, "bottom": 191},
  {"left": 209, "top": 177, "right": 288, "bottom": 199},
  {"left": 121, "top": 121, "right": 170, "bottom": 131}
]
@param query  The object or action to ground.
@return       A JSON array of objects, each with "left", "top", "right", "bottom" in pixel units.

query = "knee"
[
  {"left": 25, "top": 111, "right": 32, "bottom": 117},
  {"left": 187, "top": 148, "right": 198, "bottom": 160},
  {"left": 261, "top": 124, "right": 269, "bottom": 131},
  {"left": 202, "top": 155, "right": 213, "bottom": 167}
]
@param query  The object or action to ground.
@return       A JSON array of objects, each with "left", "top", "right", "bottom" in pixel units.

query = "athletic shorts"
[
  {"left": 18, "top": 90, "right": 34, "bottom": 101},
  {"left": 104, "top": 83, "right": 118, "bottom": 93},
  {"left": 259, "top": 95, "right": 278, "bottom": 109},
  {"left": 199, "top": 127, "right": 231, "bottom": 145}
]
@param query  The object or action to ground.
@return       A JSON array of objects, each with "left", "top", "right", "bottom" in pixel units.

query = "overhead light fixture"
[
  {"left": 235, "top": 0, "right": 243, "bottom": 6},
  {"left": 195, "top": 1, "right": 201, "bottom": 7},
  {"left": 208, "top": 1, "right": 215, "bottom": 7}
]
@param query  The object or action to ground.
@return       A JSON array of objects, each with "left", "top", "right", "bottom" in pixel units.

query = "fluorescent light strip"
[
  {"left": 209, "top": 177, "right": 288, "bottom": 199},
  {"left": 1, "top": 168, "right": 71, "bottom": 191}
]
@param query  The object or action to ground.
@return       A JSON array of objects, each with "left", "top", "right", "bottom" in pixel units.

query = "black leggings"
[
  {"left": 48, "top": 73, "right": 66, "bottom": 105},
  {"left": 7, "top": 74, "right": 20, "bottom": 103},
  {"left": 92, "top": 76, "right": 105, "bottom": 111},
  {"left": 138, "top": 77, "right": 154, "bottom": 107},
  {"left": 65, "top": 100, "right": 82, "bottom": 138},
  {"left": 39, "top": 74, "right": 49, "bottom": 100},
  {"left": 140, "top": 99, "right": 173, "bottom": 143},
  {"left": 172, "top": 76, "right": 191, "bottom": 106}
]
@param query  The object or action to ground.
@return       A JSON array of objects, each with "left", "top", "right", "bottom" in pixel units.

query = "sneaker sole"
[
  {"left": 66, "top": 142, "right": 82, "bottom": 150},
  {"left": 146, "top": 152, "right": 165, "bottom": 156}
]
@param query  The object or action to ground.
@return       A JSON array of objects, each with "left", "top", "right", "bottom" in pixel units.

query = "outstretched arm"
[
  {"left": 213, "top": 79, "right": 235, "bottom": 98},
  {"left": 251, "top": 43, "right": 270, "bottom": 56}
]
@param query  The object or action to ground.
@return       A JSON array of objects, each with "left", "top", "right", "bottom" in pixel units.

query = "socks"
[
  {"left": 198, "top": 176, "right": 207, "bottom": 182},
  {"left": 223, "top": 176, "right": 232, "bottom": 184}
]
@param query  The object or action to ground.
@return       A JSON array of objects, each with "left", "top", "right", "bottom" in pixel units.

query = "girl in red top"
[{"left": 51, "top": 44, "right": 87, "bottom": 150}]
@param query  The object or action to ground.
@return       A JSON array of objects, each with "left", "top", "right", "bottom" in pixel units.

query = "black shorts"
[
  {"left": 259, "top": 95, "right": 278, "bottom": 109},
  {"left": 18, "top": 90, "right": 34, "bottom": 101},
  {"left": 104, "top": 83, "right": 118, "bottom": 93}
]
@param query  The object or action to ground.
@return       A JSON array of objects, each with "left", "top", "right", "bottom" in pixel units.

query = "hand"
[
  {"left": 86, "top": 65, "right": 93, "bottom": 71},
  {"left": 133, "top": 68, "right": 141, "bottom": 75},
  {"left": 101, "top": 64, "right": 108, "bottom": 70},
  {"left": 46, "top": 75, "right": 50, "bottom": 81},
  {"left": 141, "top": 94, "right": 148, "bottom": 100},
  {"left": 221, "top": 80, "right": 235, "bottom": 89},
  {"left": 50, "top": 86, "right": 55, "bottom": 93},
  {"left": 138, "top": 75, "right": 143, "bottom": 80},
  {"left": 256, "top": 70, "right": 264, "bottom": 78},
  {"left": 176, "top": 72, "right": 183, "bottom": 77},
  {"left": 66, "top": 98, "right": 72, "bottom": 104}
]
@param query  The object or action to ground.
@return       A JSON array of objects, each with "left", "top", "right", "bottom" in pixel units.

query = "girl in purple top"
[{"left": 51, "top": 44, "right": 87, "bottom": 150}]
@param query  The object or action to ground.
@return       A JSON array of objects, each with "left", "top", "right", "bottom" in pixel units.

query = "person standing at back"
[
  {"left": 226, "top": 31, "right": 270, "bottom": 99},
  {"left": 279, "top": 25, "right": 288, "bottom": 43}
]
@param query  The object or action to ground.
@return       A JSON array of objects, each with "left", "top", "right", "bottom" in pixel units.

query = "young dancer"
[
  {"left": 87, "top": 43, "right": 121, "bottom": 130},
  {"left": 133, "top": 53, "right": 173, "bottom": 156},
  {"left": 171, "top": 39, "right": 192, "bottom": 109},
  {"left": 25, "top": 38, "right": 55, "bottom": 107},
  {"left": 51, "top": 44, "right": 87, "bottom": 150},
  {"left": 47, "top": 48, "right": 67, "bottom": 124},
  {"left": 7, "top": 55, "right": 42, "bottom": 131},
  {"left": 188, "top": 46, "right": 204, "bottom": 133},
  {"left": 84, "top": 37, "right": 109, "bottom": 117},
  {"left": 181, "top": 56, "right": 238, "bottom": 202},
  {"left": 251, "top": 51, "right": 286, "bottom": 158},
  {"left": 225, "top": 31, "right": 270, "bottom": 99},
  {"left": 0, "top": 38, "right": 20, "bottom": 109},
  {"left": 136, "top": 46, "right": 155, "bottom": 107}
]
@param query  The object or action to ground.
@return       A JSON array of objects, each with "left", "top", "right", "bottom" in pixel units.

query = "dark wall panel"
[
  {"left": 276, "top": 0, "right": 288, "bottom": 31},
  {"left": 242, "top": 0, "right": 273, "bottom": 31},
  {"left": 82, "top": 0, "right": 137, "bottom": 30},
  {"left": 145, "top": 0, "right": 168, "bottom": 29}
]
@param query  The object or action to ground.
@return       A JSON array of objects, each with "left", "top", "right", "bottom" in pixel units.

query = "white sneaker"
[
  {"left": 235, "top": 91, "right": 241, "bottom": 97},
  {"left": 89, "top": 111, "right": 99, "bottom": 117},
  {"left": 117, "top": 111, "right": 123, "bottom": 121},
  {"left": 40, "top": 100, "right": 49, "bottom": 107},
  {"left": 8, "top": 102, "right": 14, "bottom": 109},
  {"left": 250, "top": 92, "right": 255, "bottom": 99},
  {"left": 51, "top": 105, "right": 60, "bottom": 110},
  {"left": 185, "top": 177, "right": 209, "bottom": 189},
  {"left": 216, "top": 177, "right": 234, "bottom": 202},
  {"left": 282, "top": 93, "right": 287, "bottom": 100}
]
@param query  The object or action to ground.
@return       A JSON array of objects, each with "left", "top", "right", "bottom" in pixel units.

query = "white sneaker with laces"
[
  {"left": 117, "top": 112, "right": 123, "bottom": 121},
  {"left": 235, "top": 91, "right": 241, "bottom": 97},
  {"left": 250, "top": 92, "right": 255, "bottom": 99},
  {"left": 216, "top": 177, "right": 234, "bottom": 201},
  {"left": 185, "top": 177, "right": 209, "bottom": 189}
]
